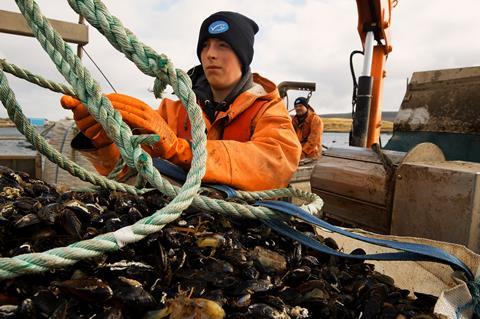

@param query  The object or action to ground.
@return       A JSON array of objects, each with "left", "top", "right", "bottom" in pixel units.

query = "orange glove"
[
  {"left": 61, "top": 94, "right": 192, "bottom": 168},
  {"left": 60, "top": 95, "right": 112, "bottom": 148}
]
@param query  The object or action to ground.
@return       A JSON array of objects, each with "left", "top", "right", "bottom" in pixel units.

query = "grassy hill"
[
  {"left": 322, "top": 117, "right": 393, "bottom": 133},
  {"left": 1, "top": 116, "right": 394, "bottom": 133},
  {"left": 321, "top": 111, "right": 397, "bottom": 122},
  {"left": 319, "top": 112, "right": 395, "bottom": 132}
]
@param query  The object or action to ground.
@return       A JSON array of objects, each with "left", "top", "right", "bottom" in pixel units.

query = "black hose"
[{"left": 349, "top": 50, "right": 364, "bottom": 145}]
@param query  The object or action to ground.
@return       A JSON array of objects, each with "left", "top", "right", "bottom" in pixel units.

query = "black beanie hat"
[
  {"left": 197, "top": 11, "right": 259, "bottom": 74},
  {"left": 294, "top": 97, "right": 309, "bottom": 107}
]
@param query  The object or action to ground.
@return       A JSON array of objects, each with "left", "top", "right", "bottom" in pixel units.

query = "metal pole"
[
  {"left": 361, "top": 31, "right": 374, "bottom": 76},
  {"left": 351, "top": 31, "right": 374, "bottom": 147}
]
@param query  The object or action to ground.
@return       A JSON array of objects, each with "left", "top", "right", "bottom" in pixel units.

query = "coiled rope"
[{"left": 0, "top": 0, "right": 323, "bottom": 280}]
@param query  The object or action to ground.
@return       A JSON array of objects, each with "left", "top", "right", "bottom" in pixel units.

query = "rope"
[
  {"left": 0, "top": 59, "right": 76, "bottom": 96},
  {"left": 0, "top": 0, "right": 323, "bottom": 280},
  {"left": 0, "top": 0, "right": 207, "bottom": 279}
]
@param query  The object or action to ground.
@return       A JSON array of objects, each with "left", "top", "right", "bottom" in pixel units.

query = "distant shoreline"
[
  {"left": 322, "top": 117, "right": 393, "bottom": 133},
  {"left": 1, "top": 117, "right": 394, "bottom": 133}
]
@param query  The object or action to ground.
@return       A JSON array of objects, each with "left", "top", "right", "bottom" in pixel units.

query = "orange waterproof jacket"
[
  {"left": 292, "top": 110, "right": 323, "bottom": 158},
  {"left": 85, "top": 73, "right": 301, "bottom": 191},
  {"left": 158, "top": 73, "right": 301, "bottom": 190}
]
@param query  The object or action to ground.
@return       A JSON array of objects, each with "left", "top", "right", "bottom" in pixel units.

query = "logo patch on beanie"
[
  {"left": 208, "top": 20, "right": 229, "bottom": 34},
  {"left": 295, "top": 98, "right": 306, "bottom": 105}
]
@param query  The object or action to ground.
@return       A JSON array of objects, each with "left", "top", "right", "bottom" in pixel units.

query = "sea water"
[{"left": 323, "top": 132, "right": 393, "bottom": 148}]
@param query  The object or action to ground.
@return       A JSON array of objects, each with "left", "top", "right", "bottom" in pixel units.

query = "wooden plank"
[
  {"left": 0, "top": 158, "right": 37, "bottom": 177},
  {"left": 0, "top": 10, "right": 88, "bottom": 45},
  {"left": 35, "top": 152, "right": 42, "bottom": 179},
  {"left": 290, "top": 162, "right": 317, "bottom": 183},
  {"left": 0, "top": 139, "right": 38, "bottom": 157},
  {"left": 0, "top": 155, "right": 37, "bottom": 160},
  {"left": 323, "top": 146, "right": 406, "bottom": 165},
  {"left": 313, "top": 189, "right": 389, "bottom": 233},
  {"left": 311, "top": 156, "right": 389, "bottom": 205}
]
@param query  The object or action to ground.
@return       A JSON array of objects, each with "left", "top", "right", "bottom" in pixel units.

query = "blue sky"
[{"left": 1, "top": 0, "right": 480, "bottom": 120}]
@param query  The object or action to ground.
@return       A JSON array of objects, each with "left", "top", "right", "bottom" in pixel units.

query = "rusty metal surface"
[
  {"left": 394, "top": 66, "right": 480, "bottom": 134},
  {"left": 391, "top": 161, "right": 480, "bottom": 252}
]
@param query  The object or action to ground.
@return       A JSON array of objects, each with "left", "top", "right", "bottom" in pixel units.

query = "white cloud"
[{"left": 1, "top": 0, "right": 479, "bottom": 120}]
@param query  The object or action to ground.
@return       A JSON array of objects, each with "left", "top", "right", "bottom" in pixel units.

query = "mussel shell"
[
  {"left": 362, "top": 283, "right": 388, "bottom": 318},
  {"left": 32, "top": 289, "right": 61, "bottom": 317},
  {"left": 37, "top": 203, "right": 64, "bottom": 225},
  {"left": 247, "top": 303, "right": 290, "bottom": 319},
  {"left": 54, "top": 278, "right": 113, "bottom": 303},
  {"left": 0, "top": 305, "right": 18, "bottom": 318},
  {"left": 31, "top": 182, "right": 52, "bottom": 197},
  {"left": 285, "top": 266, "right": 312, "bottom": 283},
  {"left": 0, "top": 167, "right": 22, "bottom": 189},
  {"left": 12, "top": 197, "right": 41, "bottom": 213},
  {"left": 14, "top": 214, "right": 40, "bottom": 229},
  {"left": 17, "top": 298, "right": 36, "bottom": 318},
  {"left": 230, "top": 279, "right": 273, "bottom": 296},
  {"left": 111, "top": 277, "right": 156, "bottom": 310}
]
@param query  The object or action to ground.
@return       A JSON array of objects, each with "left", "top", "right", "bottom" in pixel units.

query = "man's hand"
[
  {"left": 61, "top": 95, "right": 111, "bottom": 148},
  {"left": 60, "top": 94, "right": 179, "bottom": 158},
  {"left": 61, "top": 93, "right": 194, "bottom": 176}
]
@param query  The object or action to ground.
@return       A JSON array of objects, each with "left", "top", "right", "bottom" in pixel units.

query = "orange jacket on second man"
[
  {"left": 292, "top": 110, "right": 324, "bottom": 158},
  {"left": 83, "top": 74, "right": 302, "bottom": 191}
]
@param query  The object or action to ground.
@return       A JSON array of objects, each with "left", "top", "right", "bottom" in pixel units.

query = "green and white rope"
[
  {"left": 0, "top": 0, "right": 207, "bottom": 280},
  {"left": 0, "top": 59, "right": 76, "bottom": 96},
  {"left": 0, "top": 0, "right": 323, "bottom": 280}
]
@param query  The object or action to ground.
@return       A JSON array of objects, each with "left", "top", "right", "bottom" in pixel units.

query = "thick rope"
[
  {"left": 0, "top": 0, "right": 323, "bottom": 280},
  {"left": 0, "top": 59, "right": 76, "bottom": 96},
  {"left": 0, "top": 0, "right": 207, "bottom": 279}
]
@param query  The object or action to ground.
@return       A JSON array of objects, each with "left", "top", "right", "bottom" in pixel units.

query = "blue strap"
[
  {"left": 152, "top": 158, "right": 187, "bottom": 183},
  {"left": 152, "top": 158, "right": 237, "bottom": 198},
  {"left": 205, "top": 184, "right": 238, "bottom": 199},
  {"left": 263, "top": 218, "right": 433, "bottom": 260},
  {"left": 256, "top": 200, "right": 474, "bottom": 280}
]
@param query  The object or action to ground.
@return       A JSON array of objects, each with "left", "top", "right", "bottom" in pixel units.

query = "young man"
[
  {"left": 291, "top": 97, "right": 323, "bottom": 159},
  {"left": 61, "top": 11, "right": 301, "bottom": 191}
]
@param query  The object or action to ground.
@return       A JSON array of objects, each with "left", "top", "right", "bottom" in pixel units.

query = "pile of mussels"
[{"left": 0, "top": 165, "right": 440, "bottom": 318}]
